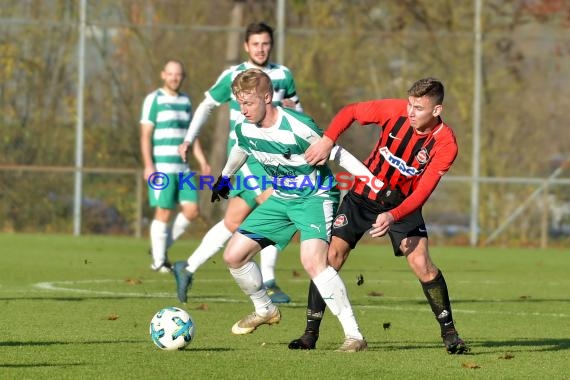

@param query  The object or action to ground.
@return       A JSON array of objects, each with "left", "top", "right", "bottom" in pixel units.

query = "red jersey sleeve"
[
  {"left": 324, "top": 99, "right": 405, "bottom": 141},
  {"left": 390, "top": 129, "right": 458, "bottom": 221}
]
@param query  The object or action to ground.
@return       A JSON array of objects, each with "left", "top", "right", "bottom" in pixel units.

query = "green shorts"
[
  {"left": 148, "top": 172, "right": 198, "bottom": 209},
  {"left": 229, "top": 157, "right": 271, "bottom": 209},
  {"left": 240, "top": 190, "right": 340, "bottom": 251}
]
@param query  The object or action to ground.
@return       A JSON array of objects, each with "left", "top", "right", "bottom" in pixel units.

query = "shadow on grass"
[
  {"left": 448, "top": 298, "right": 570, "bottom": 304},
  {"left": 0, "top": 294, "right": 247, "bottom": 302},
  {"left": 183, "top": 347, "right": 232, "bottom": 352},
  {"left": 0, "top": 340, "right": 233, "bottom": 352},
  {"left": 366, "top": 337, "right": 569, "bottom": 354},
  {"left": 0, "top": 340, "right": 142, "bottom": 347},
  {"left": 363, "top": 297, "right": 570, "bottom": 306},
  {"left": 0, "top": 363, "right": 85, "bottom": 368},
  {"left": 475, "top": 338, "right": 570, "bottom": 353},
  {"left": 0, "top": 297, "right": 87, "bottom": 302}
]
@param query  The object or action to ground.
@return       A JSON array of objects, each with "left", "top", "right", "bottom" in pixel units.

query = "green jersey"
[
  {"left": 141, "top": 89, "right": 191, "bottom": 173},
  {"left": 206, "top": 61, "right": 301, "bottom": 154},
  {"left": 234, "top": 107, "right": 336, "bottom": 199}
]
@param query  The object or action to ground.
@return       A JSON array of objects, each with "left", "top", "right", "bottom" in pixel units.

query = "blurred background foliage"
[{"left": 1, "top": 0, "right": 569, "bottom": 246}]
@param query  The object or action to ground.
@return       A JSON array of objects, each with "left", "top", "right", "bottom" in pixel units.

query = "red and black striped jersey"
[{"left": 324, "top": 99, "right": 458, "bottom": 221}]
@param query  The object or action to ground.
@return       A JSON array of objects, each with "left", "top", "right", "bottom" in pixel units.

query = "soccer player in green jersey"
[
  {"left": 210, "top": 68, "right": 377, "bottom": 351},
  {"left": 175, "top": 22, "right": 301, "bottom": 303},
  {"left": 140, "top": 59, "right": 210, "bottom": 273}
]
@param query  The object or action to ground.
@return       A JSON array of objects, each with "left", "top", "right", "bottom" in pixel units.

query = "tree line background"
[{"left": 1, "top": 0, "right": 569, "bottom": 246}]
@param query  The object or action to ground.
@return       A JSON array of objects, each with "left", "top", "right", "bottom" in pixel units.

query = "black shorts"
[{"left": 332, "top": 191, "right": 428, "bottom": 256}]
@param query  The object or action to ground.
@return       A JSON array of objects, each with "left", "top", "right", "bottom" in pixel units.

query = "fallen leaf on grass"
[
  {"left": 106, "top": 313, "right": 119, "bottom": 320},
  {"left": 125, "top": 278, "right": 142, "bottom": 285},
  {"left": 367, "top": 291, "right": 384, "bottom": 297},
  {"left": 498, "top": 353, "right": 515, "bottom": 360},
  {"left": 292, "top": 270, "right": 301, "bottom": 278},
  {"left": 196, "top": 303, "right": 209, "bottom": 311},
  {"left": 462, "top": 362, "right": 480, "bottom": 369}
]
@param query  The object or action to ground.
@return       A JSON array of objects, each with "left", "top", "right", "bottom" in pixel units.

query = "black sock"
[
  {"left": 305, "top": 280, "right": 326, "bottom": 335},
  {"left": 420, "top": 270, "right": 455, "bottom": 334}
]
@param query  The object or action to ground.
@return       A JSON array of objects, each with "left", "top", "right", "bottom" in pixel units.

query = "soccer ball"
[{"left": 149, "top": 307, "right": 195, "bottom": 350}]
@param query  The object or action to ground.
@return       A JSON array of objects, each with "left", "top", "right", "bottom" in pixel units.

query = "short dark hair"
[
  {"left": 408, "top": 77, "right": 444, "bottom": 105},
  {"left": 244, "top": 22, "right": 274, "bottom": 44},
  {"left": 162, "top": 59, "right": 185, "bottom": 74}
]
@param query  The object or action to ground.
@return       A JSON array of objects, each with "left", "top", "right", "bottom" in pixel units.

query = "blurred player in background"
[
  {"left": 140, "top": 59, "right": 210, "bottom": 273},
  {"left": 288, "top": 77, "right": 470, "bottom": 354},
  {"left": 175, "top": 22, "right": 302, "bottom": 304}
]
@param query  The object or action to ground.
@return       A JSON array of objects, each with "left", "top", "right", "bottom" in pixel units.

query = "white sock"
[
  {"left": 229, "top": 261, "right": 275, "bottom": 317},
  {"left": 260, "top": 245, "right": 279, "bottom": 284},
  {"left": 312, "top": 266, "right": 363, "bottom": 340},
  {"left": 167, "top": 212, "right": 191, "bottom": 248},
  {"left": 150, "top": 220, "right": 169, "bottom": 267},
  {"left": 186, "top": 220, "right": 233, "bottom": 273}
]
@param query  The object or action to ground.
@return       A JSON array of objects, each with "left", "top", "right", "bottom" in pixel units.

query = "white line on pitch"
[{"left": 30, "top": 280, "right": 569, "bottom": 319}]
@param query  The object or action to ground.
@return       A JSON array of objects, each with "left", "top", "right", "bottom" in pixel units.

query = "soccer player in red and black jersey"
[{"left": 288, "top": 77, "right": 469, "bottom": 354}]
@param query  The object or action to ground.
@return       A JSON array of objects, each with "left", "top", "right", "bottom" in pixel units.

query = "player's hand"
[
  {"left": 369, "top": 212, "right": 395, "bottom": 238},
  {"left": 305, "top": 136, "right": 334, "bottom": 166},
  {"left": 143, "top": 165, "right": 155, "bottom": 181},
  {"left": 211, "top": 175, "right": 231, "bottom": 202},
  {"left": 178, "top": 142, "right": 191, "bottom": 162},
  {"left": 281, "top": 98, "right": 296, "bottom": 109}
]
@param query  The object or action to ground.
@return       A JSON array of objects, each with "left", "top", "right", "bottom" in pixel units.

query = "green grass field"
[{"left": 0, "top": 233, "right": 568, "bottom": 379}]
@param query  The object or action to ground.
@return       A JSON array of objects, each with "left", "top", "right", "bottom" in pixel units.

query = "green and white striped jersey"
[
  {"left": 206, "top": 61, "right": 301, "bottom": 155},
  {"left": 141, "top": 89, "right": 191, "bottom": 173},
  {"left": 234, "top": 107, "right": 336, "bottom": 199}
]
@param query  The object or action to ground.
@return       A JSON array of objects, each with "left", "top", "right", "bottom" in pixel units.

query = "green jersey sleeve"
[{"left": 207, "top": 68, "right": 235, "bottom": 104}]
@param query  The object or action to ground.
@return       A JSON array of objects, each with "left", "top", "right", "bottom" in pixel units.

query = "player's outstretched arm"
[
  {"left": 179, "top": 96, "right": 220, "bottom": 162},
  {"left": 211, "top": 146, "right": 248, "bottom": 203},
  {"left": 184, "top": 96, "right": 219, "bottom": 145},
  {"left": 221, "top": 145, "right": 248, "bottom": 177},
  {"left": 329, "top": 145, "right": 384, "bottom": 193}
]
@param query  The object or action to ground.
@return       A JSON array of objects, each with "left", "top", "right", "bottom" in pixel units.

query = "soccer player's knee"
[
  {"left": 222, "top": 249, "right": 237, "bottom": 267},
  {"left": 184, "top": 207, "right": 200, "bottom": 221},
  {"left": 327, "top": 247, "right": 347, "bottom": 271},
  {"left": 223, "top": 218, "right": 240, "bottom": 232},
  {"left": 407, "top": 250, "right": 426, "bottom": 268},
  {"left": 299, "top": 255, "right": 322, "bottom": 278}
]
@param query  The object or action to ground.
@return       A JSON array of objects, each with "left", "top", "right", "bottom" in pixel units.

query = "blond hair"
[{"left": 231, "top": 68, "right": 273, "bottom": 99}]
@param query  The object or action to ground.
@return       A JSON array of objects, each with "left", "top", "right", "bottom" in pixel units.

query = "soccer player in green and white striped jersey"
[
  {"left": 140, "top": 59, "right": 210, "bottom": 273},
  {"left": 212, "top": 68, "right": 375, "bottom": 351},
  {"left": 175, "top": 22, "right": 300, "bottom": 304}
]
